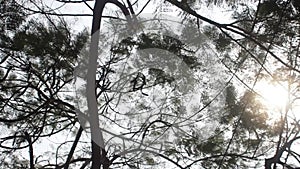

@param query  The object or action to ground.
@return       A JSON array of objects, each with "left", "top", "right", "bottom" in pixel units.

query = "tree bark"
[
  {"left": 88, "top": 1, "right": 106, "bottom": 168},
  {"left": 87, "top": 0, "right": 131, "bottom": 169}
]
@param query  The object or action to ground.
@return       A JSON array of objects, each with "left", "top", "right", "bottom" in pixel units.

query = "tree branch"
[
  {"left": 63, "top": 127, "right": 83, "bottom": 169},
  {"left": 265, "top": 136, "right": 300, "bottom": 169},
  {"left": 24, "top": 132, "right": 35, "bottom": 169},
  {"left": 165, "top": 0, "right": 300, "bottom": 74},
  {"left": 112, "top": 148, "right": 184, "bottom": 169},
  {"left": 56, "top": 0, "right": 94, "bottom": 3}
]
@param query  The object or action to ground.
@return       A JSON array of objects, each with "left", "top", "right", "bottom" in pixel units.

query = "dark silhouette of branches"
[
  {"left": 265, "top": 136, "right": 300, "bottom": 169},
  {"left": 166, "top": 0, "right": 300, "bottom": 74},
  {"left": 1, "top": 0, "right": 300, "bottom": 168}
]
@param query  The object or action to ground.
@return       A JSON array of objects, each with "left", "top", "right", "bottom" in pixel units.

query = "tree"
[
  {"left": 1, "top": 0, "right": 300, "bottom": 169},
  {"left": 0, "top": 1, "right": 89, "bottom": 168}
]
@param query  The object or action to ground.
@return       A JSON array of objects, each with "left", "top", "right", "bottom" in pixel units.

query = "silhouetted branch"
[
  {"left": 63, "top": 127, "right": 83, "bottom": 169},
  {"left": 56, "top": 0, "right": 94, "bottom": 3},
  {"left": 265, "top": 136, "right": 300, "bottom": 169},
  {"left": 24, "top": 132, "right": 35, "bottom": 169},
  {"left": 113, "top": 148, "right": 184, "bottom": 169},
  {"left": 165, "top": 0, "right": 300, "bottom": 74}
]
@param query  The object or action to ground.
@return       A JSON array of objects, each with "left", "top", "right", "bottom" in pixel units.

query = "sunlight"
[{"left": 255, "top": 80, "right": 289, "bottom": 113}]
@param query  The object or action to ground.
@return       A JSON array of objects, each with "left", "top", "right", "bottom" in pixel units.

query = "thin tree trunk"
[
  {"left": 88, "top": 0, "right": 106, "bottom": 168},
  {"left": 87, "top": 0, "right": 131, "bottom": 168}
]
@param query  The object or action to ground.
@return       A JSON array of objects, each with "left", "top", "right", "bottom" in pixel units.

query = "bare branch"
[
  {"left": 63, "top": 127, "right": 84, "bottom": 169},
  {"left": 56, "top": 0, "right": 94, "bottom": 3}
]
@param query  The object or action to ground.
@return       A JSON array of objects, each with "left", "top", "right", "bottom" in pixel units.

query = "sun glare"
[{"left": 255, "top": 80, "right": 289, "bottom": 112}]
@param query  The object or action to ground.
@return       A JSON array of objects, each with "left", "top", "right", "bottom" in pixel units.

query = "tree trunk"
[{"left": 88, "top": 0, "right": 106, "bottom": 168}]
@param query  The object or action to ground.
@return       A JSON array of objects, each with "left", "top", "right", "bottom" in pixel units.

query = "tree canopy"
[{"left": 0, "top": 0, "right": 300, "bottom": 169}]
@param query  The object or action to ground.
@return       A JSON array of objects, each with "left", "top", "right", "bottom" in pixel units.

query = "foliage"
[
  {"left": 0, "top": 0, "right": 25, "bottom": 31},
  {"left": 0, "top": 0, "right": 300, "bottom": 169},
  {"left": 0, "top": 6, "right": 89, "bottom": 167}
]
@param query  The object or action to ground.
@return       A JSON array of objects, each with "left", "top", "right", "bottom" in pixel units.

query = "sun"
[{"left": 255, "top": 80, "right": 289, "bottom": 112}]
